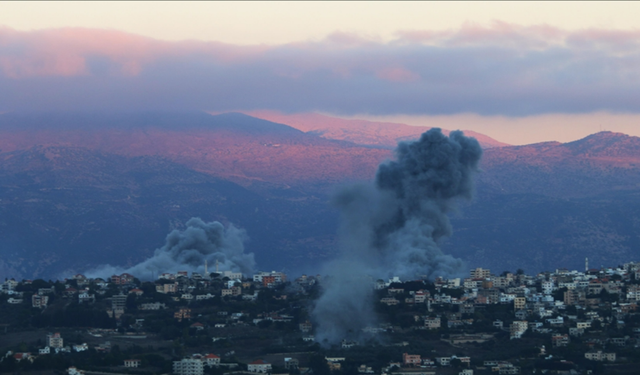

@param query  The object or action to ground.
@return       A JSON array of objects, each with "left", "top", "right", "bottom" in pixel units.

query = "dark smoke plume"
[
  {"left": 312, "top": 128, "right": 482, "bottom": 345},
  {"left": 85, "top": 218, "right": 254, "bottom": 280}
]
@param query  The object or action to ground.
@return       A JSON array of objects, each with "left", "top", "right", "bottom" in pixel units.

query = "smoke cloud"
[
  {"left": 312, "top": 128, "right": 482, "bottom": 345},
  {"left": 85, "top": 217, "right": 255, "bottom": 280}
]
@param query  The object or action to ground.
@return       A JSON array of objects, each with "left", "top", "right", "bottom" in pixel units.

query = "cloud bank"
[{"left": 2, "top": 23, "right": 640, "bottom": 115}]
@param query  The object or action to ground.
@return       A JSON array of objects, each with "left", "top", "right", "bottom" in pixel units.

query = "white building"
[
  {"left": 48, "top": 333, "right": 64, "bottom": 349},
  {"left": 203, "top": 354, "right": 220, "bottom": 367},
  {"left": 248, "top": 359, "right": 272, "bottom": 373},
  {"left": 124, "top": 359, "right": 141, "bottom": 368},
  {"left": 32, "top": 294, "right": 49, "bottom": 309},
  {"left": 173, "top": 358, "right": 204, "bottom": 375},
  {"left": 585, "top": 351, "right": 616, "bottom": 362},
  {"left": 253, "top": 271, "right": 286, "bottom": 284},
  {"left": 425, "top": 317, "right": 441, "bottom": 330}
]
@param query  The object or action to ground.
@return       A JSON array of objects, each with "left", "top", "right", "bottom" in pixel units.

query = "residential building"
[
  {"left": 552, "top": 334, "right": 570, "bottom": 347},
  {"left": 425, "top": 317, "right": 441, "bottom": 330},
  {"left": 203, "top": 354, "right": 220, "bottom": 367},
  {"left": 470, "top": 268, "right": 491, "bottom": 279},
  {"left": 253, "top": 271, "right": 286, "bottom": 284},
  {"left": 514, "top": 297, "right": 526, "bottom": 310},
  {"left": 139, "top": 302, "right": 167, "bottom": 310},
  {"left": 284, "top": 358, "right": 299, "bottom": 370},
  {"left": 585, "top": 351, "right": 616, "bottom": 362},
  {"left": 78, "top": 292, "right": 95, "bottom": 304},
  {"left": 248, "top": 359, "right": 272, "bottom": 373},
  {"left": 173, "top": 358, "right": 204, "bottom": 375},
  {"left": 111, "top": 293, "right": 127, "bottom": 310},
  {"left": 156, "top": 283, "right": 177, "bottom": 294},
  {"left": 174, "top": 308, "right": 191, "bottom": 322},
  {"left": 124, "top": 359, "right": 141, "bottom": 368},
  {"left": 403, "top": 353, "right": 421, "bottom": 366},
  {"left": 47, "top": 333, "right": 63, "bottom": 349},
  {"left": 510, "top": 321, "right": 528, "bottom": 339},
  {"left": 32, "top": 294, "right": 49, "bottom": 309}
]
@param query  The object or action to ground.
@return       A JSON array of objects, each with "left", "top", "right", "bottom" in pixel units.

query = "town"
[{"left": 2, "top": 259, "right": 640, "bottom": 375}]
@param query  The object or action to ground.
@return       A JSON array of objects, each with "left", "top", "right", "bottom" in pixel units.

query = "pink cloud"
[
  {"left": 2, "top": 24, "right": 640, "bottom": 116},
  {"left": 3, "top": 23, "right": 640, "bottom": 82},
  {"left": 0, "top": 26, "right": 268, "bottom": 78},
  {"left": 375, "top": 67, "right": 420, "bottom": 82}
]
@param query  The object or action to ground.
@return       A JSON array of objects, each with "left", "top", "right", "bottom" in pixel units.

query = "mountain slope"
[
  {"left": 0, "top": 146, "right": 339, "bottom": 280},
  {"left": 240, "top": 110, "right": 509, "bottom": 149},
  {"left": 0, "top": 112, "right": 388, "bottom": 191},
  {"left": 1, "top": 113, "right": 640, "bottom": 279},
  {"left": 479, "top": 132, "right": 640, "bottom": 198},
  {"left": 445, "top": 189, "right": 640, "bottom": 273}
]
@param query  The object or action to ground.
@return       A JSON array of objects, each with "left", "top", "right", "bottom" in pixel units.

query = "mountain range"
[
  {"left": 238, "top": 110, "right": 509, "bottom": 149},
  {"left": 0, "top": 111, "right": 639, "bottom": 280}
]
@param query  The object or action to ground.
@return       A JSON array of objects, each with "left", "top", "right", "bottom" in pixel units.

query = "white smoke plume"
[
  {"left": 312, "top": 128, "right": 482, "bottom": 345},
  {"left": 85, "top": 217, "right": 255, "bottom": 280}
]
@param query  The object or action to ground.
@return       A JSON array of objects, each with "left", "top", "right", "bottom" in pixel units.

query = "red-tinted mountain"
[
  {"left": 239, "top": 110, "right": 509, "bottom": 149},
  {"left": 480, "top": 131, "right": 640, "bottom": 198},
  {"left": 0, "top": 112, "right": 387, "bottom": 191}
]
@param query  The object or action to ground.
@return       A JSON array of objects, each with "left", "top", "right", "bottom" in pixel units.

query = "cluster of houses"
[
  {"left": 5, "top": 332, "right": 91, "bottom": 365},
  {"left": 371, "top": 262, "right": 640, "bottom": 365},
  {"left": 170, "top": 354, "right": 276, "bottom": 375},
  {"left": 1, "top": 269, "right": 293, "bottom": 316},
  {"left": 6, "top": 260, "right": 640, "bottom": 374}
]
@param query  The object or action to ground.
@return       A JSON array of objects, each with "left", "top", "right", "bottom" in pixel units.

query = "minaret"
[
  {"left": 585, "top": 257, "right": 589, "bottom": 272},
  {"left": 204, "top": 260, "right": 208, "bottom": 276},
  {"left": 216, "top": 259, "right": 219, "bottom": 273}
]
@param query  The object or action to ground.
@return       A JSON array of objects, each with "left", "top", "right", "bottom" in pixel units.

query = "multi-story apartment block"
[
  {"left": 253, "top": 271, "right": 286, "bottom": 284},
  {"left": 514, "top": 297, "right": 526, "bottom": 310},
  {"left": 425, "top": 317, "right": 441, "bottom": 330},
  {"left": 470, "top": 268, "right": 491, "bottom": 279},
  {"left": 402, "top": 353, "right": 421, "bottom": 366},
  {"left": 585, "top": 351, "right": 616, "bottom": 362},
  {"left": 173, "top": 358, "right": 204, "bottom": 375},
  {"left": 47, "top": 332, "right": 63, "bottom": 348},
  {"left": 510, "top": 321, "right": 528, "bottom": 339}
]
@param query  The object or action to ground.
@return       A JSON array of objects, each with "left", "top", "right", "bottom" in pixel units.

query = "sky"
[{"left": 1, "top": 2, "right": 640, "bottom": 144}]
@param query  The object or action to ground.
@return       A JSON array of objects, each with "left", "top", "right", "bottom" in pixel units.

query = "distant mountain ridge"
[
  {"left": 0, "top": 112, "right": 387, "bottom": 191},
  {"left": 238, "top": 110, "right": 510, "bottom": 149},
  {"left": 480, "top": 131, "right": 640, "bottom": 198}
]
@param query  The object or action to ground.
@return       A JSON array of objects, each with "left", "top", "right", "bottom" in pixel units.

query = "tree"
[
  {"left": 309, "top": 354, "right": 331, "bottom": 375},
  {"left": 126, "top": 293, "right": 137, "bottom": 310},
  {"left": 450, "top": 358, "right": 461, "bottom": 368}
]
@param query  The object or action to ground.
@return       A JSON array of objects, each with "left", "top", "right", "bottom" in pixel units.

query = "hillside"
[
  {"left": 0, "top": 146, "right": 338, "bottom": 280},
  {"left": 1, "top": 113, "right": 640, "bottom": 279},
  {"left": 240, "top": 110, "right": 509, "bottom": 149},
  {"left": 0, "top": 112, "right": 388, "bottom": 191},
  {"left": 479, "top": 132, "right": 640, "bottom": 198}
]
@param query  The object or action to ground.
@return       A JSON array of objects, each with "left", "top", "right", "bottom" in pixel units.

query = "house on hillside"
[{"left": 248, "top": 359, "right": 272, "bottom": 373}]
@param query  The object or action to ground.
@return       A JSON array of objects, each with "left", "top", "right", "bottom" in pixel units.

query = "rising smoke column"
[
  {"left": 312, "top": 128, "right": 482, "bottom": 345},
  {"left": 85, "top": 217, "right": 255, "bottom": 280}
]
